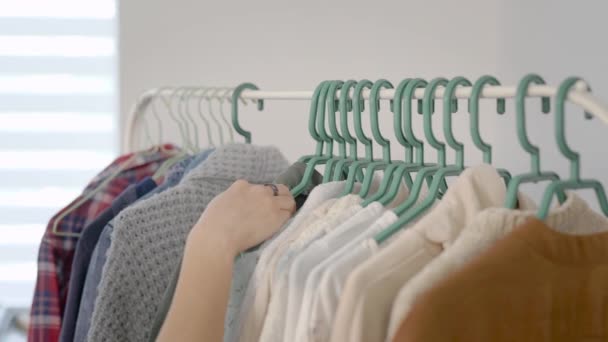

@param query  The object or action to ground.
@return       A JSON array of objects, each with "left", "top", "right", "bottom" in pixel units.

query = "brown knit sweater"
[{"left": 394, "top": 217, "right": 608, "bottom": 342}]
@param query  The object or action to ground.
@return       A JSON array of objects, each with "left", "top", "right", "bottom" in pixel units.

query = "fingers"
[
  {"left": 275, "top": 208, "right": 293, "bottom": 226},
  {"left": 274, "top": 195, "right": 296, "bottom": 213},
  {"left": 236, "top": 181, "right": 296, "bottom": 213},
  {"left": 262, "top": 183, "right": 290, "bottom": 197},
  {"left": 275, "top": 184, "right": 290, "bottom": 196}
]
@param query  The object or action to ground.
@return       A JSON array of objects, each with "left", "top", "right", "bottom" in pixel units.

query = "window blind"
[{"left": 0, "top": 0, "right": 117, "bottom": 308}]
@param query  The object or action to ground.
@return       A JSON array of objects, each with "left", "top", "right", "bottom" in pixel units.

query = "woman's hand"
[
  {"left": 190, "top": 180, "right": 296, "bottom": 258},
  {"left": 158, "top": 180, "right": 296, "bottom": 342}
]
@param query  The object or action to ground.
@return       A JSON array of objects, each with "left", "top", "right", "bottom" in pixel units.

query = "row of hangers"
[
  {"left": 52, "top": 85, "right": 260, "bottom": 237},
  {"left": 54, "top": 75, "right": 608, "bottom": 240},
  {"left": 288, "top": 75, "right": 608, "bottom": 245}
]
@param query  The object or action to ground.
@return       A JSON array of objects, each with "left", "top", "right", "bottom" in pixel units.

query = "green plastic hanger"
[
  {"left": 504, "top": 74, "right": 566, "bottom": 208},
  {"left": 314, "top": 81, "right": 336, "bottom": 159},
  {"left": 339, "top": 80, "right": 376, "bottom": 195},
  {"left": 361, "top": 78, "right": 418, "bottom": 207},
  {"left": 328, "top": 80, "right": 359, "bottom": 181},
  {"left": 299, "top": 80, "right": 329, "bottom": 163},
  {"left": 291, "top": 81, "right": 335, "bottom": 196},
  {"left": 356, "top": 79, "right": 395, "bottom": 198},
  {"left": 231, "top": 83, "right": 264, "bottom": 143},
  {"left": 340, "top": 80, "right": 359, "bottom": 160},
  {"left": 371, "top": 78, "right": 440, "bottom": 207},
  {"left": 469, "top": 76, "right": 511, "bottom": 183},
  {"left": 322, "top": 81, "right": 349, "bottom": 182},
  {"left": 393, "top": 78, "right": 415, "bottom": 164},
  {"left": 443, "top": 77, "right": 472, "bottom": 167},
  {"left": 328, "top": 81, "right": 347, "bottom": 158},
  {"left": 375, "top": 77, "right": 467, "bottom": 244},
  {"left": 391, "top": 78, "right": 450, "bottom": 212},
  {"left": 537, "top": 77, "right": 608, "bottom": 219}
]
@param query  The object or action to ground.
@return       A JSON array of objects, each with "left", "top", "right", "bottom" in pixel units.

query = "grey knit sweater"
[{"left": 87, "top": 144, "right": 289, "bottom": 342}]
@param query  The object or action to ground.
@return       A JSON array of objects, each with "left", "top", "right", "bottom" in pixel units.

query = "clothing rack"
[
  {"left": 38, "top": 76, "right": 608, "bottom": 341},
  {"left": 123, "top": 81, "right": 608, "bottom": 153}
]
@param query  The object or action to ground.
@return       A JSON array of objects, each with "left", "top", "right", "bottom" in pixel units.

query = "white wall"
[
  {"left": 119, "top": 0, "right": 608, "bottom": 204},
  {"left": 119, "top": 0, "right": 499, "bottom": 158},
  {"left": 492, "top": 0, "right": 608, "bottom": 203}
]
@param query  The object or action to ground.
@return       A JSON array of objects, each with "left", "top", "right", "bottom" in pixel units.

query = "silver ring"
[{"left": 264, "top": 183, "right": 279, "bottom": 196}]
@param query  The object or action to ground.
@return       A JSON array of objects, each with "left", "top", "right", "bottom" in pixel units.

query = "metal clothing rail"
[{"left": 123, "top": 81, "right": 608, "bottom": 153}]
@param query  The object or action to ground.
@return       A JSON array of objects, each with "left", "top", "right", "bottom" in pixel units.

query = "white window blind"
[{"left": 0, "top": 0, "right": 117, "bottom": 310}]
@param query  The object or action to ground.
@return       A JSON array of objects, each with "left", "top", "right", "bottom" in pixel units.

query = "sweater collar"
[
  {"left": 182, "top": 143, "right": 289, "bottom": 184},
  {"left": 516, "top": 214, "right": 608, "bottom": 265},
  {"left": 423, "top": 164, "right": 511, "bottom": 245}
]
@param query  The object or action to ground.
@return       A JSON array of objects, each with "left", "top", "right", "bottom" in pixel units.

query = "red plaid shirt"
[{"left": 28, "top": 145, "right": 179, "bottom": 342}]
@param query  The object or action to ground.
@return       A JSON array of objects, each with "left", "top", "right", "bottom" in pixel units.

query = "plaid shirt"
[{"left": 28, "top": 145, "right": 179, "bottom": 342}]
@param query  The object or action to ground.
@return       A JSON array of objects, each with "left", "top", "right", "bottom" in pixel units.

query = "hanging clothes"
[
  {"left": 296, "top": 176, "right": 424, "bottom": 342},
  {"left": 71, "top": 151, "right": 214, "bottom": 342},
  {"left": 386, "top": 192, "right": 607, "bottom": 340},
  {"left": 28, "top": 144, "right": 179, "bottom": 342},
  {"left": 148, "top": 161, "right": 323, "bottom": 342},
  {"left": 257, "top": 179, "right": 393, "bottom": 342},
  {"left": 329, "top": 165, "right": 526, "bottom": 342},
  {"left": 237, "top": 181, "right": 348, "bottom": 342},
  {"left": 85, "top": 144, "right": 288, "bottom": 342},
  {"left": 59, "top": 176, "right": 158, "bottom": 342},
  {"left": 273, "top": 161, "right": 323, "bottom": 211},
  {"left": 284, "top": 176, "right": 411, "bottom": 342},
  {"left": 392, "top": 214, "right": 608, "bottom": 342},
  {"left": 292, "top": 201, "right": 388, "bottom": 342},
  {"left": 259, "top": 192, "right": 363, "bottom": 341}
]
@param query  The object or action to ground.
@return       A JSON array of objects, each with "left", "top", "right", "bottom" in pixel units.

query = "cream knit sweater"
[{"left": 87, "top": 144, "right": 288, "bottom": 342}]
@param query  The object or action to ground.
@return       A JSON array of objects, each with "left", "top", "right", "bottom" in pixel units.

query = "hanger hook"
[
  {"left": 198, "top": 87, "right": 220, "bottom": 145},
  {"left": 391, "top": 79, "right": 414, "bottom": 163},
  {"left": 310, "top": 81, "right": 329, "bottom": 155},
  {"left": 164, "top": 86, "right": 194, "bottom": 151},
  {"left": 516, "top": 73, "right": 551, "bottom": 175},
  {"left": 205, "top": 87, "right": 227, "bottom": 145},
  {"left": 231, "top": 83, "right": 263, "bottom": 143},
  {"left": 339, "top": 80, "right": 359, "bottom": 159},
  {"left": 469, "top": 75, "right": 506, "bottom": 163},
  {"left": 443, "top": 76, "right": 472, "bottom": 168},
  {"left": 213, "top": 87, "right": 235, "bottom": 143},
  {"left": 316, "top": 81, "right": 339, "bottom": 156},
  {"left": 327, "top": 80, "right": 346, "bottom": 157},
  {"left": 555, "top": 77, "right": 593, "bottom": 180},
  {"left": 353, "top": 79, "right": 374, "bottom": 160},
  {"left": 423, "top": 77, "right": 449, "bottom": 166},
  {"left": 536, "top": 77, "right": 607, "bottom": 219},
  {"left": 176, "top": 86, "right": 199, "bottom": 152},
  {"left": 146, "top": 86, "right": 171, "bottom": 149},
  {"left": 194, "top": 87, "right": 216, "bottom": 147},
  {"left": 180, "top": 87, "right": 202, "bottom": 153},
  {"left": 370, "top": 79, "right": 394, "bottom": 162},
  {"left": 402, "top": 78, "right": 428, "bottom": 165}
]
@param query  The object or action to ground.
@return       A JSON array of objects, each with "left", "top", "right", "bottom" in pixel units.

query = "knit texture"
[
  {"left": 87, "top": 144, "right": 288, "bottom": 342},
  {"left": 393, "top": 216, "right": 608, "bottom": 342},
  {"left": 387, "top": 192, "right": 605, "bottom": 340}
]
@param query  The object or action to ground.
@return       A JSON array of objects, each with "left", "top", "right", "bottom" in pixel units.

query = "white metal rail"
[{"left": 123, "top": 82, "right": 608, "bottom": 153}]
